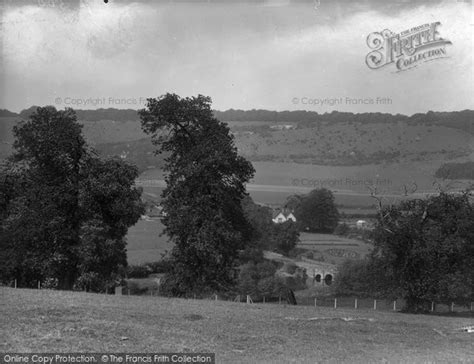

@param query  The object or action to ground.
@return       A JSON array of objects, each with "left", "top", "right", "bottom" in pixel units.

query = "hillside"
[
  {"left": 1, "top": 109, "right": 473, "bottom": 169},
  {"left": 233, "top": 122, "right": 472, "bottom": 165},
  {"left": 1, "top": 288, "right": 473, "bottom": 362}
]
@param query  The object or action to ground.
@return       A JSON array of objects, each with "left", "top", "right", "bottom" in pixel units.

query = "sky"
[{"left": 0, "top": 0, "right": 472, "bottom": 114}]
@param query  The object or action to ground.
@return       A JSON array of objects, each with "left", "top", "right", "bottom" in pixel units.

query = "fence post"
[
  {"left": 431, "top": 302, "right": 434, "bottom": 312},
  {"left": 215, "top": 294, "right": 218, "bottom": 301},
  {"left": 373, "top": 299, "right": 377, "bottom": 310},
  {"left": 38, "top": 281, "right": 40, "bottom": 290},
  {"left": 450, "top": 302, "right": 454, "bottom": 312},
  {"left": 14, "top": 279, "right": 17, "bottom": 289},
  {"left": 355, "top": 298, "right": 358, "bottom": 309},
  {"left": 314, "top": 298, "right": 317, "bottom": 308},
  {"left": 393, "top": 300, "right": 396, "bottom": 311},
  {"left": 334, "top": 298, "right": 337, "bottom": 309}
]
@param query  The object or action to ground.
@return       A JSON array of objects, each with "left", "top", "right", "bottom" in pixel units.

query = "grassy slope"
[
  {"left": 1, "top": 288, "right": 474, "bottom": 363},
  {"left": 234, "top": 123, "right": 472, "bottom": 160}
]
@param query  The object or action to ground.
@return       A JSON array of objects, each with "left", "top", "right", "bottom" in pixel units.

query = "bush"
[
  {"left": 145, "top": 260, "right": 172, "bottom": 274},
  {"left": 237, "top": 261, "right": 284, "bottom": 300},
  {"left": 125, "top": 260, "right": 172, "bottom": 278},
  {"left": 281, "top": 262, "right": 298, "bottom": 275},
  {"left": 126, "top": 265, "right": 152, "bottom": 278},
  {"left": 333, "top": 259, "right": 391, "bottom": 298},
  {"left": 257, "top": 276, "right": 286, "bottom": 297},
  {"left": 74, "top": 272, "right": 117, "bottom": 293},
  {"left": 42, "top": 278, "right": 58, "bottom": 290},
  {"left": 124, "top": 278, "right": 160, "bottom": 295},
  {"left": 334, "top": 223, "right": 350, "bottom": 236}
]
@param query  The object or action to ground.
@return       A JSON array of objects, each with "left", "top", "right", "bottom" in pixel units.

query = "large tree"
[
  {"left": 372, "top": 192, "right": 474, "bottom": 312},
  {"left": 139, "top": 93, "right": 255, "bottom": 295},
  {"left": 0, "top": 107, "right": 144, "bottom": 290},
  {"left": 295, "top": 188, "right": 340, "bottom": 233}
]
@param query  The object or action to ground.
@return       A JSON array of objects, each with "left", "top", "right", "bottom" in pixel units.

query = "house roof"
[
  {"left": 272, "top": 209, "right": 295, "bottom": 220},
  {"left": 272, "top": 210, "right": 284, "bottom": 219}
]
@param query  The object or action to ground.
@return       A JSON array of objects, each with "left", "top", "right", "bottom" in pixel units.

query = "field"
[
  {"left": 126, "top": 218, "right": 171, "bottom": 265},
  {"left": 297, "top": 233, "right": 372, "bottom": 265},
  {"left": 138, "top": 159, "right": 458, "bottom": 208},
  {"left": 1, "top": 288, "right": 474, "bottom": 363}
]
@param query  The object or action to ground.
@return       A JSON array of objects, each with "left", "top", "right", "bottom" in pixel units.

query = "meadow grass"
[{"left": 1, "top": 288, "right": 473, "bottom": 363}]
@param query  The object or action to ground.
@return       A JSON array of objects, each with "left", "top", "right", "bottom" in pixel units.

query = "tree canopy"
[
  {"left": 371, "top": 192, "right": 474, "bottom": 312},
  {"left": 0, "top": 106, "right": 144, "bottom": 290},
  {"left": 139, "top": 93, "right": 255, "bottom": 295},
  {"left": 290, "top": 188, "right": 340, "bottom": 233}
]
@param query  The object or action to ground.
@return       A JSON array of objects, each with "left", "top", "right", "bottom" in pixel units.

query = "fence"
[{"left": 8, "top": 280, "right": 474, "bottom": 314}]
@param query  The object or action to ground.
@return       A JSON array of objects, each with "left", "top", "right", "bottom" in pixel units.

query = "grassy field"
[
  {"left": 137, "top": 179, "right": 408, "bottom": 208},
  {"left": 297, "top": 233, "right": 372, "bottom": 265},
  {"left": 139, "top": 161, "right": 445, "bottom": 194},
  {"left": 137, "top": 159, "right": 456, "bottom": 207},
  {"left": 1, "top": 288, "right": 474, "bottom": 363},
  {"left": 126, "top": 218, "right": 171, "bottom": 265}
]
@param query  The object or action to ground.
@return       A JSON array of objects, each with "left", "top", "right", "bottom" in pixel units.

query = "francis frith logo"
[{"left": 366, "top": 22, "right": 452, "bottom": 71}]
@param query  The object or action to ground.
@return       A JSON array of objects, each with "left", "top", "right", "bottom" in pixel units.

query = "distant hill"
[
  {"left": 18, "top": 106, "right": 141, "bottom": 122},
  {"left": 6, "top": 106, "right": 474, "bottom": 127},
  {"left": 9, "top": 106, "right": 474, "bottom": 133},
  {"left": 215, "top": 109, "right": 474, "bottom": 134},
  {"left": 1, "top": 107, "right": 473, "bottom": 173},
  {"left": 95, "top": 138, "right": 166, "bottom": 173}
]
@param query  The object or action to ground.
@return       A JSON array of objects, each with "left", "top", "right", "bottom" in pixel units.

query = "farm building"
[{"left": 272, "top": 209, "right": 297, "bottom": 224}]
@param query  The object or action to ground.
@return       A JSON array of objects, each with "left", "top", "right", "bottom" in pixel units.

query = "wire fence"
[{"left": 9, "top": 280, "right": 474, "bottom": 315}]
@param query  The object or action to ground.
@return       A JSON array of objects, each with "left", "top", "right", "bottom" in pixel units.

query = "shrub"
[
  {"left": 281, "top": 262, "right": 298, "bottom": 274},
  {"left": 237, "top": 261, "right": 283, "bottom": 300},
  {"left": 124, "top": 278, "right": 160, "bottom": 295},
  {"left": 74, "top": 272, "right": 117, "bottom": 293},
  {"left": 257, "top": 276, "right": 286, "bottom": 297},
  {"left": 42, "top": 278, "right": 58, "bottom": 290},
  {"left": 333, "top": 259, "right": 391, "bottom": 298},
  {"left": 126, "top": 265, "right": 152, "bottom": 278},
  {"left": 334, "top": 223, "right": 350, "bottom": 236},
  {"left": 145, "top": 260, "right": 172, "bottom": 274}
]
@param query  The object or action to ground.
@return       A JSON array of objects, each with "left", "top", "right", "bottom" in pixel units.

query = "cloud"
[{"left": 0, "top": 0, "right": 471, "bottom": 114}]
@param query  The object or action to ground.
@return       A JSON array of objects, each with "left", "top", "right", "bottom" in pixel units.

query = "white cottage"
[{"left": 272, "top": 209, "right": 297, "bottom": 224}]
